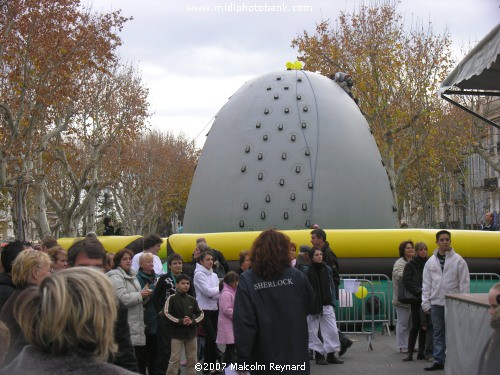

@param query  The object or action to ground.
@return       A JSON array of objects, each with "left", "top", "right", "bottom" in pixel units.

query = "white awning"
[
  {"left": 439, "top": 23, "right": 500, "bottom": 129},
  {"left": 439, "top": 23, "right": 500, "bottom": 94}
]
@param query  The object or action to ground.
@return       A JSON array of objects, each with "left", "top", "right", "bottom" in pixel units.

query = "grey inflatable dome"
[{"left": 183, "top": 70, "right": 397, "bottom": 232}]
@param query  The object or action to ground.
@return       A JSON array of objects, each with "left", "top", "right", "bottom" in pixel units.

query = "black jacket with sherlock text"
[{"left": 233, "top": 267, "right": 316, "bottom": 374}]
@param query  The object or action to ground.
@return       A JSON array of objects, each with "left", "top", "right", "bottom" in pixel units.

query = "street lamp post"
[
  {"left": 102, "top": 188, "right": 114, "bottom": 219},
  {"left": 17, "top": 175, "right": 24, "bottom": 242},
  {"left": 458, "top": 178, "right": 467, "bottom": 229},
  {"left": 171, "top": 212, "right": 178, "bottom": 233}
]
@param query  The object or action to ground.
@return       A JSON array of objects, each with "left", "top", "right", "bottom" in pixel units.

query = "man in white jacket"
[
  {"left": 421, "top": 230, "right": 470, "bottom": 371},
  {"left": 193, "top": 250, "right": 220, "bottom": 372}
]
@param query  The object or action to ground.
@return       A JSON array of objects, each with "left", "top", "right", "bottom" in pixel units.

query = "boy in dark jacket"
[{"left": 164, "top": 274, "right": 204, "bottom": 375}]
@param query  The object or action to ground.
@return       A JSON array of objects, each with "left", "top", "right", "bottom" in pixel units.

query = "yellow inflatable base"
[
  {"left": 58, "top": 235, "right": 143, "bottom": 254},
  {"left": 166, "top": 229, "right": 500, "bottom": 262},
  {"left": 58, "top": 229, "right": 500, "bottom": 263}
]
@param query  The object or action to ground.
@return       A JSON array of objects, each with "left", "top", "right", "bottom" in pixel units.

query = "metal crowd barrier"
[
  {"left": 335, "top": 277, "right": 376, "bottom": 351},
  {"left": 321, "top": 272, "right": 497, "bottom": 353},
  {"left": 390, "top": 273, "right": 500, "bottom": 329},
  {"left": 339, "top": 274, "right": 392, "bottom": 335},
  {"left": 469, "top": 273, "right": 500, "bottom": 293}
]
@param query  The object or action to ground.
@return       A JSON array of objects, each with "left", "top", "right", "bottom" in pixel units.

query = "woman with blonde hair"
[
  {"left": 0, "top": 267, "right": 137, "bottom": 374},
  {"left": 401, "top": 241, "right": 428, "bottom": 361},
  {"left": 46, "top": 246, "right": 68, "bottom": 272},
  {"left": 0, "top": 250, "right": 52, "bottom": 364}
]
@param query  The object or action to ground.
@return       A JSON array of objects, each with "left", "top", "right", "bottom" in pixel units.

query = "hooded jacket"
[
  {"left": 107, "top": 267, "right": 146, "bottom": 346},
  {"left": 421, "top": 248, "right": 470, "bottom": 312},
  {"left": 193, "top": 263, "right": 219, "bottom": 310},
  {"left": 216, "top": 282, "right": 236, "bottom": 344}
]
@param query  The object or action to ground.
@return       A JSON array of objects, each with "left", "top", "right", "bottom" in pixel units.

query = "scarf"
[
  {"left": 307, "top": 262, "right": 332, "bottom": 315},
  {"left": 138, "top": 269, "right": 157, "bottom": 289},
  {"left": 412, "top": 255, "right": 428, "bottom": 271}
]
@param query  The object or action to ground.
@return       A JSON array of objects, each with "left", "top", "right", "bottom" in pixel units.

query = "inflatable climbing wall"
[{"left": 183, "top": 70, "right": 398, "bottom": 232}]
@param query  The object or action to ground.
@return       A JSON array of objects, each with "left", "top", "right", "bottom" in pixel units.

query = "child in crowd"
[
  {"left": 216, "top": 272, "right": 239, "bottom": 366},
  {"left": 165, "top": 274, "right": 204, "bottom": 375}
]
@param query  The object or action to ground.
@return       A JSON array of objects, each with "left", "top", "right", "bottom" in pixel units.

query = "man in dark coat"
[
  {"left": 481, "top": 212, "right": 497, "bottom": 231},
  {"left": 310, "top": 228, "right": 353, "bottom": 357},
  {"left": 310, "top": 229, "right": 340, "bottom": 296},
  {"left": 294, "top": 245, "right": 311, "bottom": 273},
  {"left": 103, "top": 217, "right": 122, "bottom": 236}
]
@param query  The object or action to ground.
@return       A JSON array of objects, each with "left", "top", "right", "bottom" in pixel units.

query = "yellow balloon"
[
  {"left": 293, "top": 61, "right": 303, "bottom": 70},
  {"left": 354, "top": 286, "right": 368, "bottom": 299}
]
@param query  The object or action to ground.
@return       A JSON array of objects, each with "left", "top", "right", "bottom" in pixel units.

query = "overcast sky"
[{"left": 92, "top": 0, "right": 499, "bottom": 148}]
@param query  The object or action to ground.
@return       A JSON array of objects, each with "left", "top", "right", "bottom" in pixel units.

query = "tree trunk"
[
  {"left": 34, "top": 178, "right": 51, "bottom": 238},
  {"left": 85, "top": 189, "right": 97, "bottom": 234},
  {"left": 9, "top": 184, "right": 28, "bottom": 241}
]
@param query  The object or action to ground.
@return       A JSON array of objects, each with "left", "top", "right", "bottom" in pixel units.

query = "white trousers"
[
  {"left": 395, "top": 305, "right": 411, "bottom": 351},
  {"left": 307, "top": 305, "right": 341, "bottom": 356}
]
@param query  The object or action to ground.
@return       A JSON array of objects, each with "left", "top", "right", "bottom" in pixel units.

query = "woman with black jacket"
[
  {"left": 402, "top": 242, "right": 428, "bottom": 361},
  {"left": 306, "top": 247, "right": 344, "bottom": 365}
]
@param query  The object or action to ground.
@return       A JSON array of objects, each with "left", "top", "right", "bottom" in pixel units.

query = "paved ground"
[
  {"left": 184, "top": 329, "right": 436, "bottom": 375},
  {"left": 310, "top": 331, "right": 434, "bottom": 375}
]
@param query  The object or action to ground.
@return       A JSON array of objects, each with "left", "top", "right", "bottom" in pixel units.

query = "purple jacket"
[{"left": 216, "top": 283, "right": 236, "bottom": 344}]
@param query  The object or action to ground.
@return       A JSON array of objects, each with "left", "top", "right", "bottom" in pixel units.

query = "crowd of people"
[
  {"left": 391, "top": 230, "right": 472, "bottom": 371},
  {"left": 0, "top": 226, "right": 498, "bottom": 374}
]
